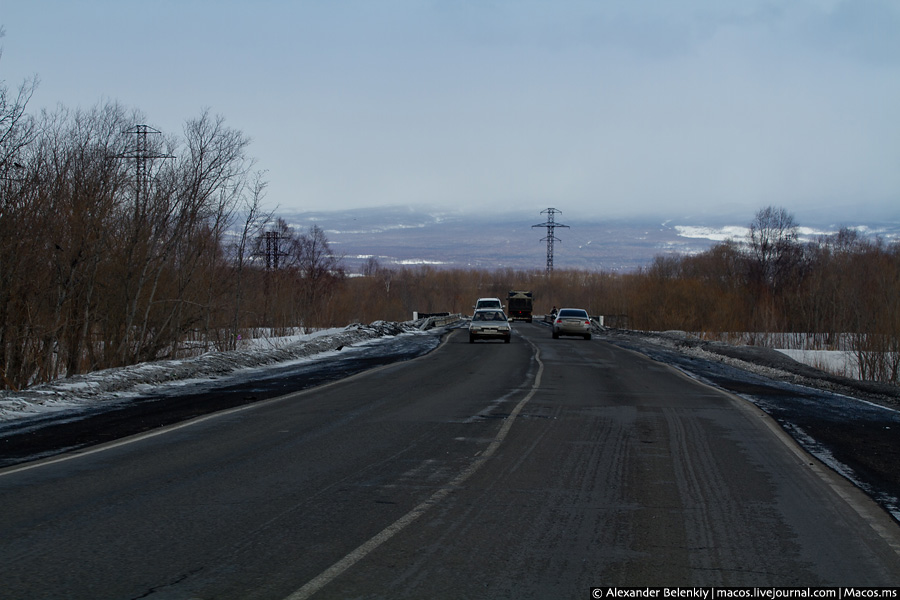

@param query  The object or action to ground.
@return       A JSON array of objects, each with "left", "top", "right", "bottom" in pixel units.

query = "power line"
[{"left": 532, "top": 208, "right": 569, "bottom": 273}]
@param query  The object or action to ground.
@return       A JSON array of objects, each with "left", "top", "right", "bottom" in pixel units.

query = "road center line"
[{"left": 284, "top": 341, "right": 544, "bottom": 600}]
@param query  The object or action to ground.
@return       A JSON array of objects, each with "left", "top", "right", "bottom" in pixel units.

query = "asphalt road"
[
  {"left": 0, "top": 331, "right": 441, "bottom": 468},
  {"left": 1, "top": 323, "right": 899, "bottom": 599}
]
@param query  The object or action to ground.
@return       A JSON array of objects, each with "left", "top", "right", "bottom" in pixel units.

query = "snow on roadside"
[
  {"left": 629, "top": 330, "right": 800, "bottom": 382},
  {"left": 0, "top": 321, "right": 421, "bottom": 423},
  {"left": 612, "top": 329, "right": 900, "bottom": 409},
  {"left": 775, "top": 349, "right": 859, "bottom": 380}
]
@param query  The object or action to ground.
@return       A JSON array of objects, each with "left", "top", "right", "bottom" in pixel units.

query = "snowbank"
[
  {"left": 0, "top": 321, "right": 419, "bottom": 423},
  {"left": 775, "top": 349, "right": 859, "bottom": 380}
]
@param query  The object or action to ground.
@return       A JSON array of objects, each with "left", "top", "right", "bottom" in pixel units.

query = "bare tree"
[
  {"left": 748, "top": 205, "right": 801, "bottom": 294},
  {"left": 111, "top": 109, "right": 252, "bottom": 363},
  {"left": 361, "top": 256, "right": 381, "bottom": 277},
  {"left": 0, "top": 29, "right": 38, "bottom": 173},
  {"left": 0, "top": 38, "right": 40, "bottom": 388},
  {"left": 227, "top": 171, "right": 271, "bottom": 349},
  {"left": 291, "top": 225, "right": 345, "bottom": 330},
  {"left": 44, "top": 104, "right": 131, "bottom": 376}
]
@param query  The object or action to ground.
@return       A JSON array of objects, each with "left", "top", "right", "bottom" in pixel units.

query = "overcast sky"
[{"left": 2, "top": 0, "right": 898, "bottom": 221}]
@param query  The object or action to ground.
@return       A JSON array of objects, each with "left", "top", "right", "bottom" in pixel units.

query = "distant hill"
[{"left": 276, "top": 207, "right": 900, "bottom": 273}]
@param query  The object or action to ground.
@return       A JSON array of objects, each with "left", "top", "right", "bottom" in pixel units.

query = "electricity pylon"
[
  {"left": 119, "top": 125, "right": 174, "bottom": 208},
  {"left": 263, "top": 230, "right": 290, "bottom": 270},
  {"left": 532, "top": 208, "right": 569, "bottom": 273}
]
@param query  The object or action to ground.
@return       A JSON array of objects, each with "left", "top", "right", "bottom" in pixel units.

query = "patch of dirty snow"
[{"left": 0, "top": 321, "right": 425, "bottom": 423}]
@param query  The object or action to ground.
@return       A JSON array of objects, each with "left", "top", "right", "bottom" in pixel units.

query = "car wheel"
[
  {"left": 469, "top": 335, "right": 475, "bottom": 343},
  {"left": 504, "top": 336, "right": 511, "bottom": 343},
  {"left": 584, "top": 333, "right": 592, "bottom": 340},
  {"left": 552, "top": 331, "right": 559, "bottom": 339}
]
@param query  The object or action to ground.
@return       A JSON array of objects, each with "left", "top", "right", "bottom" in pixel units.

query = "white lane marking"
[
  {"left": 284, "top": 342, "right": 544, "bottom": 600},
  {"left": 0, "top": 402, "right": 262, "bottom": 477}
]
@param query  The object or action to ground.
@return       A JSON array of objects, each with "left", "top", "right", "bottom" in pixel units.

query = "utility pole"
[{"left": 532, "top": 208, "right": 569, "bottom": 273}]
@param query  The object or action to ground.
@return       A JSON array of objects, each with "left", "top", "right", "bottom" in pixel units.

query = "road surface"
[{"left": 1, "top": 323, "right": 898, "bottom": 599}]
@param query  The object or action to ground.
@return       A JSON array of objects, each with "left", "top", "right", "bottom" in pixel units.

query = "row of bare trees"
[
  {"left": 0, "top": 72, "right": 350, "bottom": 389},
  {"left": 631, "top": 207, "right": 899, "bottom": 367},
  {"left": 0, "top": 96, "right": 252, "bottom": 388}
]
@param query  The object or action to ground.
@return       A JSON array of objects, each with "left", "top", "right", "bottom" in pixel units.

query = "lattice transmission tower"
[
  {"left": 119, "top": 124, "right": 174, "bottom": 208},
  {"left": 532, "top": 208, "right": 569, "bottom": 273},
  {"left": 262, "top": 230, "right": 290, "bottom": 270}
]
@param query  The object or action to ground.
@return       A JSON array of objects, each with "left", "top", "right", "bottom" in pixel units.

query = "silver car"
[
  {"left": 469, "top": 309, "right": 511, "bottom": 343},
  {"left": 552, "top": 308, "right": 592, "bottom": 340}
]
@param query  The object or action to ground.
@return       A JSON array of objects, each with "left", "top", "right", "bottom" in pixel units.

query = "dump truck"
[{"left": 507, "top": 290, "right": 534, "bottom": 322}]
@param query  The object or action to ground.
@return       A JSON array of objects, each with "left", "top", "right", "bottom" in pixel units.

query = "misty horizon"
[{"left": 272, "top": 205, "right": 900, "bottom": 273}]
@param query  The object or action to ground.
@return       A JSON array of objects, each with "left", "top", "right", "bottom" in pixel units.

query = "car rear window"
[
  {"left": 474, "top": 311, "right": 506, "bottom": 321},
  {"left": 476, "top": 300, "right": 502, "bottom": 309},
  {"left": 558, "top": 309, "right": 588, "bottom": 318}
]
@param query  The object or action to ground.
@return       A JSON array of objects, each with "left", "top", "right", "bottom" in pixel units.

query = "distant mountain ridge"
[{"left": 278, "top": 207, "right": 900, "bottom": 273}]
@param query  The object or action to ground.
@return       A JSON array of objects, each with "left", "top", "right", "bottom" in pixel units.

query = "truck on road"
[{"left": 507, "top": 290, "right": 534, "bottom": 322}]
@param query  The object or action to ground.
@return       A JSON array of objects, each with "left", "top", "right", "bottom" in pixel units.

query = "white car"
[
  {"left": 469, "top": 309, "right": 511, "bottom": 343},
  {"left": 552, "top": 308, "right": 592, "bottom": 340},
  {"left": 473, "top": 297, "right": 504, "bottom": 311}
]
